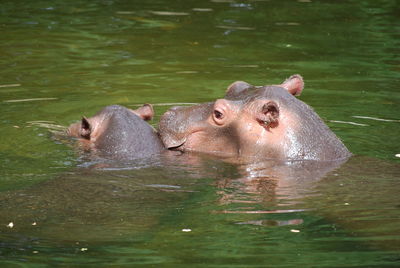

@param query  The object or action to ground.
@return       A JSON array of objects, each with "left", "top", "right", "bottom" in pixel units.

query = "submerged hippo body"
[
  {"left": 159, "top": 75, "right": 351, "bottom": 161},
  {"left": 68, "top": 104, "right": 164, "bottom": 160}
]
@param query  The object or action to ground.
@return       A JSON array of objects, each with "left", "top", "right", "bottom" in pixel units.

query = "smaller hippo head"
[
  {"left": 159, "top": 75, "right": 350, "bottom": 161},
  {"left": 68, "top": 104, "right": 164, "bottom": 159}
]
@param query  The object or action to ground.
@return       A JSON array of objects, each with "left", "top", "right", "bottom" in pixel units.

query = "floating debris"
[
  {"left": 395, "top": 154, "right": 400, "bottom": 158},
  {"left": 329, "top": 120, "right": 369, "bottom": 127},
  {"left": 192, "top": 8, "right": 213, "bottom": 12},
  {"left": 182, "top": 229, "right": 192, "bottom": 232},
  {"left": 32, "top": 222, "right": 37, "bottom": 226},
  {"left": 146, "top": 184, "right": 181, "bottom": 189},
  {"left": 116, "top": 11, "right": 135, "bottom": 15},
  {"left": 129, "top": 17, "right": 178, "bottom": 29},
  {"left": 150, "top": 11, "right": 189, "bottom": 16},
  {"left": 26, "top": 121, "right": 66, "bottom": 135},
  {"left": 4, "top": 97, "right": 57, "bottom": 103},
  {"left": 176, "top": 71, "right": 198, "bottom": 74},
  {"left": 231, "top": 65, "right": 259, "bottom": 68},
  {"left": 26, "top": 121, "right": 65, "bottom": 129},
  {"left": 80, "top": 248, "right": 88, "bottom": 252},
  {"left": 7, "top": 222, "right": 14, "bottom": 228},
  {"left": 352, "top": 115, "right": 400, "bottom": 122},
  {"left": 0, "top": 84, "right": 21, "bottom": 88},
  {"left": 33, "top": 251, "right": 39, "bottom": 254},
  {"left": 290, "top": 229, "right": 301, "bottom": 233}
]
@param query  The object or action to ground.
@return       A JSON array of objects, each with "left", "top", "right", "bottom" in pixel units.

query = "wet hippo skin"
[
  {"left": 67, "top": 104, "right": 164, "bottom": 160},
  {"left": 159, "top": 75, "right": 351, "bottom": 161}
]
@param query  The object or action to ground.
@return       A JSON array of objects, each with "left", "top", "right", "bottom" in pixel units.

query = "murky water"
[{"left": 1, "top": 0, "right": 399, "bottom": 267}]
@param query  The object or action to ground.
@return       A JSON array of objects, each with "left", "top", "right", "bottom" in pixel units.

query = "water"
[{"left": 0, "top": 0, "right": 399, "bottom": 266}]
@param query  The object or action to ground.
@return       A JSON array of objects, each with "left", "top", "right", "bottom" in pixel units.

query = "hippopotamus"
[
  {"left": 67, "top": 104, "right": 164, "bottom": 159},
  {"left": 159, "top": 75, "right": 351, "bottom": 161}
]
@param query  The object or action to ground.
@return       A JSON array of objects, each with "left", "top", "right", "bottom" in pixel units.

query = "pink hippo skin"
[
  {"left": 68, "top": 104, "right": 164, "bottom": 160},
  {"left": 159, "top": 75, "right": 351, "bottom": 161}
]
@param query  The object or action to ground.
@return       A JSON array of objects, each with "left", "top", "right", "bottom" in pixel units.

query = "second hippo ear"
[
  {"left": 280, "top": 74, "right": 304, "bottom": 96},
  {"left": 132, "top": 104, "right": 154, "bottom": 121},
  {"left": 225, "top": 81, "right": 251, "bottom": 98},
  {"left": 80, "top": 116, "right": 91, "bottom": 140}
]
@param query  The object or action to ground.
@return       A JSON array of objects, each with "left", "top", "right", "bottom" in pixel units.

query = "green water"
[{"left": 1, "top": 0, "right": 399, "bottom": 267}]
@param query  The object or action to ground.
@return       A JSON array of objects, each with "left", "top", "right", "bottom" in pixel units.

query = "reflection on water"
[
  {"left": 1, "top": 153, "right": 399, "bottom": 266},
  {"left": 236, "top": 218, "right": 304, "bottom": 227},
  {"left": 0, "top": 0, "right": 399, "bottom": 266}
]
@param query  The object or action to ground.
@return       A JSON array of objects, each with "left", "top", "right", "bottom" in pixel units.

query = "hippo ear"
[
  {"left": 132, "top": 104, "right": 154, "bottom": 121},
  {"left": 280, "top": 74, "right": 304, "bottom": 96},
  {"left": 225, "top": 81, "right": 251, "bottom": 98},
  {"left": 80, "top": 116, "right": 91, "bottom": 140},
  {"left": 256, "top": 101, "right": 280, "bottom": 130}
]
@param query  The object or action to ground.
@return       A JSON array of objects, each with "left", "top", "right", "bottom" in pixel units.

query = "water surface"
[{"left": 0, "top": 0, "right": 399, "bottom": 267}]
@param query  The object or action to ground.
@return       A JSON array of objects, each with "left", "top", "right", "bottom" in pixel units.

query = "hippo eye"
[
  {"left": 214, "top": 110, "right": 223, "bottom": 120},
  {"left": 212, "top": 99, "right": 230, "bottom": 125}
]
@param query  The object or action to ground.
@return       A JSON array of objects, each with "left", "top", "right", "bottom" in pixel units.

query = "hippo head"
[
  {"left": 68, "top": 104, "right": 164, "bottom": 159},
  {"left": 159, "top": 75, "right": 350, "bottom": 161}
]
